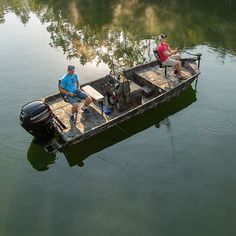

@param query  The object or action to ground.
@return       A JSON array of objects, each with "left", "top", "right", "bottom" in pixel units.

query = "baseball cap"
[
  {"left": 158, "top": 34, "right": 167, "bottom": 40},
  {"left": 67, "top": 65, "right": 75, "bottom": 71}
]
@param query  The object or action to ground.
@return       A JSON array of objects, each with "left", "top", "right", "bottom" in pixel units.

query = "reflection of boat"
[
  {"left": 27, "top": 86, "right": 197, "bottom": 170},
  {"left": 20, "top": 56, "right": 201, "bottom": 153},
  {"left": 27, "top": 139, "right": 56, "bottom": 171}
]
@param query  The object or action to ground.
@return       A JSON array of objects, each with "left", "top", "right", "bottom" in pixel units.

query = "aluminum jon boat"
[{"left": 20, "top": 52, "right": 202, "bottom": 153}]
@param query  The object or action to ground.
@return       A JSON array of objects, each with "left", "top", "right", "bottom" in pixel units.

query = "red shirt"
[{"left": 157, "top": 43, "right": 169, "bottom": 63}]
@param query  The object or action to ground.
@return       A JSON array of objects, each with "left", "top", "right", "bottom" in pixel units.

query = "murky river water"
[{"left": 0, "top": 1, "right": 236, "bottom": 235}]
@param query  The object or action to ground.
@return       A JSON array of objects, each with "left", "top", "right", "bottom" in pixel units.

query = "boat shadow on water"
[{"left": 27, "top": 85, "right": 197, "bottom": 171}]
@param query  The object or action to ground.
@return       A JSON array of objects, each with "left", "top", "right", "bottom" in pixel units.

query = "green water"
[{"left": 0, "top": 1, "right": 236, "bottom": 235}]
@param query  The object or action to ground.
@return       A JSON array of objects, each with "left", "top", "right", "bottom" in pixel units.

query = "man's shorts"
[
  {"left": 66, "top": 90, "right": 88, "bottom": 104},
  {"left": 162, "top": 55, "right": 180, "bottom": 67}
]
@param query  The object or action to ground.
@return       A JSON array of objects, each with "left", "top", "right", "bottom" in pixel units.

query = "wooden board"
[{"left": 82, "top": 85, "right": 104, "bottom": 102}]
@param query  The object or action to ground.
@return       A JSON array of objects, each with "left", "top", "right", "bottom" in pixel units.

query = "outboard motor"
[{"left": 20, "top": 100, "right": 55, "bottom": 139}]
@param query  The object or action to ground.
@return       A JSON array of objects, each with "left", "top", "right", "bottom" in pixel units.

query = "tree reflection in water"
[{"left": 0, "top": 0, "right": 236, "bottom": 69}]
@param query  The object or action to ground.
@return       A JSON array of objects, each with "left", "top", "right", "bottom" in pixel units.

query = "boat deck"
[
  {"left": 134, "top": 61, "right": 197, "bottom": 91},
  {"left": 47, "top": 94, "right": 145, "bottom": 143},
  {"left": 45, "top": 61, "right": 199, "bottom": 144}
]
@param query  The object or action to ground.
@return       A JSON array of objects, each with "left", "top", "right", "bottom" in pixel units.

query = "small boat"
[{"left": 20, "top": 52, "right": 202, "bottom": 153}]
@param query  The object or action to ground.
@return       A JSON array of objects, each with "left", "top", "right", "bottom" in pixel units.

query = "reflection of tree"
[
  {"left": 1, "top": 0, "right": 236, "bottom": 67},
  {"left": 43, "top": 9, "right": 147, "bottom": 68},
  {"left": 0, "top": 0, "right": 31, "bottom": 24},
  {"left": 36, "top": 0, "right": 150, "bottom": 68}
]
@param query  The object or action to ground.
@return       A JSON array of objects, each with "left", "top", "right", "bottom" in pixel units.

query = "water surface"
[{"left": 0, "top": 1, "right": 236, "bottom": 235}]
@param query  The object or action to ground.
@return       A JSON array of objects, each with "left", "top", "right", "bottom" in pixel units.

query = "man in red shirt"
[{"left": 157, "top": 34, "right": 183, "bottom": 79}]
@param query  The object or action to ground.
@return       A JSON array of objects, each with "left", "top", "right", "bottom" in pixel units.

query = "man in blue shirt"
[{"left": 59, "top": 65, "right": 92, "bottom": 126}]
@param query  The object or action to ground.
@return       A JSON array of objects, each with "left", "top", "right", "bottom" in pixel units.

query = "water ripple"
[{"left": 198, "top": 105, "right": 236, "bottom": 133}]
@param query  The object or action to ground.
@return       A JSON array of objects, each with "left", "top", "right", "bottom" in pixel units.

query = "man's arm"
[
  {"left": 76, "top": 80, "right": 81, "bottom": 91},
  {"left": 59, "top": 87, "right": 74, "bottom": 96},
  {"left": 167, "top": 45, "right": 172, "bottom": 52},
  {"left": 163, "top": 48, "right": 178, "bottom": 58}
]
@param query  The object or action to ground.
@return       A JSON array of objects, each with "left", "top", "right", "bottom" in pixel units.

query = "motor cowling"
[{"left": 20, "top": 100, "right": 55, "bottom": 139}]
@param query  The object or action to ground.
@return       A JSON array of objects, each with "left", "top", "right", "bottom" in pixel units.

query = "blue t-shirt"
[{"left": 59, "top": 73, "right": 78, "bottom": 93}]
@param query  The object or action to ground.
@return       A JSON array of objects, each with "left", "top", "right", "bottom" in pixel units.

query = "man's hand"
[
  {"left": 69, "top": 92, "right": 75, "bottom": 97},
  {"left": 173, "top": 48, "right": 178, "bottom": 54}
]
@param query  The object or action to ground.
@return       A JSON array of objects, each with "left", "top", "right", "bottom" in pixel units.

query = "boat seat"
[
  {"left": 153, "top": 49, "right": 173, "bottom": 77},
  {"left": 81, "top": 85, "right": 105, "bottom": 114},
  {"left": 81, "top": 85, "right": 104, "bottom": 103},
  {"left": 58, "top": 80, "right": 68, "bottom": 103}
]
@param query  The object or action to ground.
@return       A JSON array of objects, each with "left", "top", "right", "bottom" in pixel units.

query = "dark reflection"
[
  {"left": 27, "top": 86, "right": 197, "bottom": 170},
  {"left": 62, "top": 86, "right": 197, "bottom": 167},
  {"left": 27, "top": 139, "right": 56, "bottom": 171},
  {"left": 1, "top": 0, "right": 236, "bottom": 68}
]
